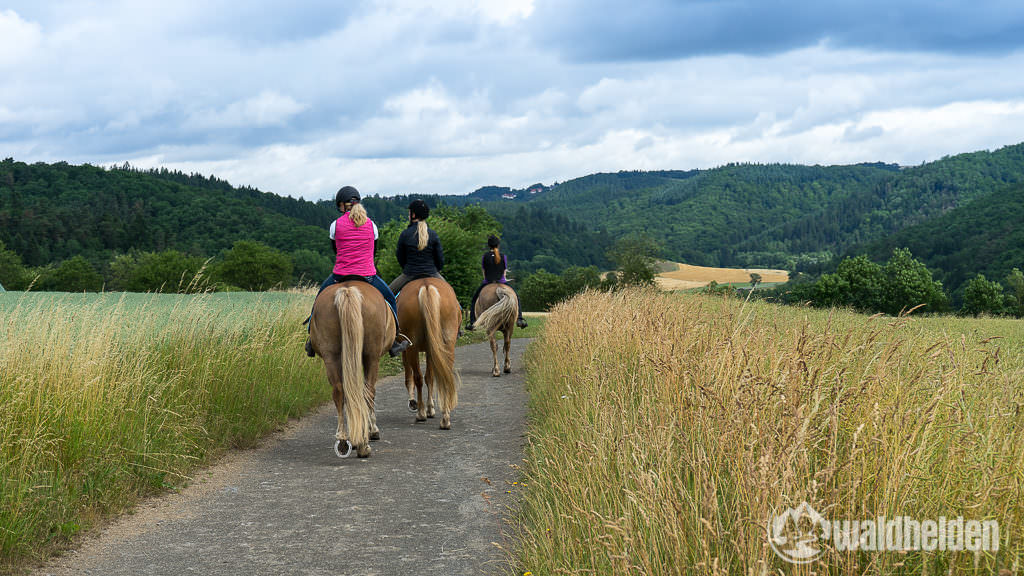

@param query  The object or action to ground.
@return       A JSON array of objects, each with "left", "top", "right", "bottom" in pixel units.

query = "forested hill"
[
  {"left": 468, "top": 143, "right": 1024, "bottom": 272},
  {"left": 861, "top": 181, "right": 1024, "bottom": 300},
  {"left": 3, "top": 142, "right": 1024, "bottom": 299},
  {"left": 0, "top": 160, "right": 335, "bottom": 266}
]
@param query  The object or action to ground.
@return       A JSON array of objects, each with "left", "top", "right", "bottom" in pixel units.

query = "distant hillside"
[
  {"left": 4, "top": 142, "right": 1024, "bottom": 300},
  {"left": 861, "top": 181, "right": 1024, "bottom": 301},
  {"left": 466, "top": 145, "right": 1024, "bottom": 278},
  {"left": 0, "top": 160, "right": 335, "bottom": 267}
]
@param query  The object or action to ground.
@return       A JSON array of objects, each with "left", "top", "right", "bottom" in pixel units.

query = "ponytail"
[
  {"left": 416, "top": 221, "right": 428, "bottom": 250},
  {"left": 349, "top": 203, "right": 368, "bottom": 227}
]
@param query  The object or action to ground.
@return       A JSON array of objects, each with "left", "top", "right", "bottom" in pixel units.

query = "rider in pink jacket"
[{"left": 305, "top": 186, "right": 410, "bottom": 358}]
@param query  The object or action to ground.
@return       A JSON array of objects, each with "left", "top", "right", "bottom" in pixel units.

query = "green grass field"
[{"left": 516, "top": 288, "right": 1024, "bottom": 575}]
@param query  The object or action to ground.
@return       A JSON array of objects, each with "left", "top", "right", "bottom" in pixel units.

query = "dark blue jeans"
[{"left": 309, "top": 274, "right": 399, "bottom": 334}]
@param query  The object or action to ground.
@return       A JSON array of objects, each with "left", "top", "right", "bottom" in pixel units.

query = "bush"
[
  {"left": 962, "top": 274, "right": 1004, "bottom": 316},
  {"left": 214, "top": 241, "right": 293, "bottom": 291},
  {"left": 290, "top": 249, "right": 332, "bottom": 287},
  {"left": 0, "top": 241, "right": 29, "bottom": 290},
  {"left": 607, "top": 235, "right": 658, "bottom": 287},
  {"left": 108, "top": 250, "right": 209, "bottom": 293},
  {"left": 33, "top": 256, "right": 104, "bottom": 292},
  {"left": 881, "top": 248, "right": 949, "bottom": 315},
  {"left": 520, "top": 266, "right": 603, "bottom": 311}
]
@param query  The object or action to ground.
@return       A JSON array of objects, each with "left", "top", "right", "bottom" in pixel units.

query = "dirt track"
[{"left": 34, "top": 340, "right": 531, "bottom": 576}]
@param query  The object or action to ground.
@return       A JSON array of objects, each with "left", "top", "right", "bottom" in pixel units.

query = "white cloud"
[
  {"left": 186, "top": 91, "right": 307, "bottom": 129},
  {"left": 0, "top": 10, "right": 42, "bottom": 68},
  {"left": 4, "top": 2, "right": 1024, "bottom": 200}
]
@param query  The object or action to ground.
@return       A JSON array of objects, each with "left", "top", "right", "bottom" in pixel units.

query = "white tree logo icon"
[{"left": 768, "top": 502, "right": 830, "bottom": 564}]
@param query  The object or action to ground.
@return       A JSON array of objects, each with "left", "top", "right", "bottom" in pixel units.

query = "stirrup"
[{"left": 389, "top": 334, "right": 411, "bottom": 357}]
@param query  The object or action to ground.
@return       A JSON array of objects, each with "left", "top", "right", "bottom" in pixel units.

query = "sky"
[{"left": 3, "top": 1, "right": 1024, "bottom": 200}]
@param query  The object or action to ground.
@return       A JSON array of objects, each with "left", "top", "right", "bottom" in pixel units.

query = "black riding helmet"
[
  {"left": 335, "top": 186, "right": 360, "bottom": 211},
  {"left": 409, "top": 199, "right": 429, "bottom": 220},
  {"left": 487, "top": 234, "right": 500, "bottom": 249}
]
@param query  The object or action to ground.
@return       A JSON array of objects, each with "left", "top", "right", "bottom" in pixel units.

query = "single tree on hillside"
[{"left": 607, "top": 235, "right": 658, "bottom": 287}]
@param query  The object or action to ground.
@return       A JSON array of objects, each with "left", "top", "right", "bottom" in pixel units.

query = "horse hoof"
[
  {"left": 416, "top": 415, "right": 427, "bottom": 422},
  {"left": 334, "top": 439, "right": 353, "bottom": 458},
  {"left": 492, "top": 371, "right": 500, "bottom": 377},
  {"left": 440, "top": 417, "right": 451, "bottom": 430},
  {"left": 504, "top": 367, "right": 511, "bottom": 373},
  {"left": 408, "top": 400, "right": 418, "bottom": 413},
  {"left": 370, "top": 431, "right": 380, "bottom": 441},
  {"left": 357, "top": 444, "right": 371, "bottom": 458}
]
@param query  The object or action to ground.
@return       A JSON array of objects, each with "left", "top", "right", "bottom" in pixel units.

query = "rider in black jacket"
[{"left": 388, "top": 199, "right": 445, "bottom": 293}]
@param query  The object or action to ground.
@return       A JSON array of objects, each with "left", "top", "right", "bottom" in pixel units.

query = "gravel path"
[{"left": 35, "top": 340, "right": 531, "bottom": 576}]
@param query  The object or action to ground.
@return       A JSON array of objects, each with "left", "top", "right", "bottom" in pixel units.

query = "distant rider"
[
  {"left": 305, "top": 186, "right": 410, "bottom": 357},
  {"left": 466, "top": 234, "right": 527, "bottom": 330}
]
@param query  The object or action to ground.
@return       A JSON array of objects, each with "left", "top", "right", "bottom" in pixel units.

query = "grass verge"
[
  {"left": 0, "top": 291, "right": 402, "bottom": 571},
  {"left": 515, "top": 287, "right": 1024, "bottom": 574}
]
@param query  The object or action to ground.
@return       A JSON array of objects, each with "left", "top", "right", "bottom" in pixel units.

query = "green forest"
[{"left": 2, "top": 141, "right": 1024, "bottom": 314}]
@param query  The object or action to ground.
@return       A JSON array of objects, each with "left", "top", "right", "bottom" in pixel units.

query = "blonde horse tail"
[
  {"left": 335, "top": 286, "right": 369, "bottom": 448},
  {"left": 419, "top": 285, "right": 458, "bottom": 411},
  {"left": 474, "top": 284, "right": 518, "bottom": 334}
]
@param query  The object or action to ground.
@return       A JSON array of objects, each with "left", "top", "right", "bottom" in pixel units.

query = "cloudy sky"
[{"left": 3, "top": 1, "right": 1024, "bottom": 199}]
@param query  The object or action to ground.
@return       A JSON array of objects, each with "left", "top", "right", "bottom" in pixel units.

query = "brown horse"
[
  {"left": 308, "top": 281, "right": 394, "bottom": 458},
  {"left": 473, "top": 283, "right": 520, "bottom": 377},
  {"left": 395, "top": 278, "right": 461, "bottom": 429}
]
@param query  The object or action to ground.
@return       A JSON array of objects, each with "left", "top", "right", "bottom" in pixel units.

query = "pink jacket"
[{"left": 331, "top": 213, "right": 377, "bottom": 276}]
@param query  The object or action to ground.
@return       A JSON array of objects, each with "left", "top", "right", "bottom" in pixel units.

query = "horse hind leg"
[
  {"left": 323, "top": 357, "right": 355, "bottom": 457},
  {"left": 490, "top": 332, "right": 500, "bottom": 377},
  {"left": 425, "top": 353, "right": 437, "bottom": 418},
  {"left": 411, "top": 353, "right": 428, "bottom": 422},
  {"left": 503, "top": 330, "right": 512, "bottom": 373},
  {"left": 366, "top": 355, "right": 381, "bottom": 441}
]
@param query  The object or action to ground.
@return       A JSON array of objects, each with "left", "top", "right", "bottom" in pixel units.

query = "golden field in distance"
[{"left": 655, "top": 261, "right": 789, "bottom": 291}]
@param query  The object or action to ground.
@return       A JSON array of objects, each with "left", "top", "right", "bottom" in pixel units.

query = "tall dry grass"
[
  {"left": 516, "top": 288, "right": 1024, "bottom": 574},
  {"left": 0, "top": 291, "right": 337, "bottom": 568}
]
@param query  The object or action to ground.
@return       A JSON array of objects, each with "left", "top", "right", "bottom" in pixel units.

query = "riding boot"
[
  {"left": 389, "top": 332, "right": 411, "bottom": 357},
  {"left": 516, "top": 316, "right": 528, "bottom": 329},
  {"left": 305, "top": 338, "right": 315, "bottom": 357}
]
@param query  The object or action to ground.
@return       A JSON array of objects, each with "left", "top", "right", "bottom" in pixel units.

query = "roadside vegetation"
[
  {"left": 515, "top": 287, "right": 1024, "bottom": 574},
  {"left": 0, "top": 291, "right": 401, "bottom": 570}
]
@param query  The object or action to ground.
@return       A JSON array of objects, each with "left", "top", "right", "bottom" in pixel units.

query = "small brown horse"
[
  {"left": 308, "top": 281, "right": 394, "bottom": 458},
  {"left": 396, "top": 278, "right": 461, "bottom": 429},
  {"left": 473, "top": 283, "right": 520, "bottom": 377}
]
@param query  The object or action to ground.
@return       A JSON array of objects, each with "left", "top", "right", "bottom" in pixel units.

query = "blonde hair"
[
  {"left": 349, "top": 203, "right": 368, "bottom": 227},
  {"left": 416, "top": 221, "right": 428, "bottom": 250}
]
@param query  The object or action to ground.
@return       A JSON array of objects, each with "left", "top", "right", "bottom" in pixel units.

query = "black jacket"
[{"left": 396, "top": 223, "right": 444, "bottom": 277}]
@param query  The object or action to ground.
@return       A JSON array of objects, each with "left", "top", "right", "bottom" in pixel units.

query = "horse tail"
[
  {"left": 335, "top": 286, "right": 369, "bottom": 448},
  {"left": 474, "top": 284, "right": 518, "bottom": 334},
  {"left": 419, "top": 284, "right": 458, "bottom": 411}
]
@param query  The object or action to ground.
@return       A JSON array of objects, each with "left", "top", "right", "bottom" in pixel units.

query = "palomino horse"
[
  {"left": 308, "top": 281, "right": 395, "bottom": 458},
  {"left": 395, "top": 278, "right": 461, "bottom": 429},
  {"left": 473, "top": 283, "right": 520, "bottom": 377}
]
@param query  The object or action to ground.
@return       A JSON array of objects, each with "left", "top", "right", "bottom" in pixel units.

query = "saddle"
[{"left": 334, "top": 274, "right": 371, "bottom": 284}]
